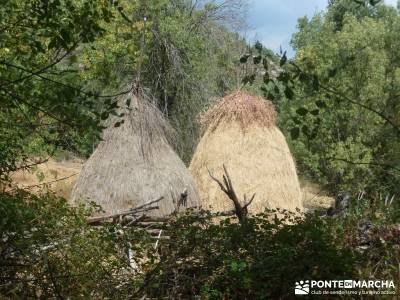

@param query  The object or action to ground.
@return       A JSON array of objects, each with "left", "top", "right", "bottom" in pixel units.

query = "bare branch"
[
  {"left": 208, "top": 164, "right": 255, "bottom": 222},
  {"left": 207, "top": 167, "right": 228, "bottom": 194},
  {"left": 243, "top": 193, "right": 256, "bottom": 210},
  {"left": 87, "top": 197, "right": 164, "bottom": 225}
]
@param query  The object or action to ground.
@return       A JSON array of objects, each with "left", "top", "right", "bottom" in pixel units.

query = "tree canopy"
[{"left": 1, "top": 0, "right": 399, "bottom": 298}]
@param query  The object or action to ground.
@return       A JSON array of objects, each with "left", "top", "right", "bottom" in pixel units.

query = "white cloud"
[{"left": 385, "top": 0, "right": 398, "bottom": 6}]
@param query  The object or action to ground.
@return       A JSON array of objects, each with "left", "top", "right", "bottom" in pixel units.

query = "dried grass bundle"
[
  {"left": 106, "top": 90, "right": 176, "bottom": 159},
  {"left": 72, "top": 89, "right": 200, "bottom": 217},
  {"left": 190, "top": 90, "right": 303, "bottom": 214},
  {"left": 200, "top": 90, "right": 277, "bottom": 131}
]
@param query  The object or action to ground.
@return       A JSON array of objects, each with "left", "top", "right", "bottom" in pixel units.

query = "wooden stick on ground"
[{"left": 87, "top": 196, "right": 164, "bottom": 225}]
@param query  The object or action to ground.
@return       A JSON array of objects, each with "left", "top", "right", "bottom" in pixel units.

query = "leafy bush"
[
  {"left": 1, "top": 192, "right": 398, "bottom": 299},
  {"left": 338, "top": 195, "right": 400, "bottom": 286},
  {"left": 144, "top": 209, "right": 356, "bottom": 299},
  {"left": 0, "top": 191, "right": 154, "bottom": 299},
  {"left": 142, "top": 196, "right": 399, "bottom": 299}
]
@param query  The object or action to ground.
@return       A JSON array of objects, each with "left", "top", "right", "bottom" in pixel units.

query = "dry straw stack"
[
  {"left": 189, "top": 90, "right": 303, "bottom": 214},
  {"left": 72, "top": 91, "right": 200, "bottom": 217}
]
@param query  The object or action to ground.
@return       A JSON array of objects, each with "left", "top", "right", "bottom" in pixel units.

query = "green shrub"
[
  {"left": 1, "top": 192, "right": 398, "bottom": 299},
  {"left": 144, "top": 196, "right": 399, "bottom": 299},
  {"left": 0, "top": 191, "right": 153, "bottom": 299},
  {"left": 144, "top": 209, "right": 356, "bottom": 299}
]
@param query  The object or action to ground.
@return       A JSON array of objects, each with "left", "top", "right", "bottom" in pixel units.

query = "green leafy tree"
[
  {"left": 241, "top": 1, "right": 400, "bottom": 194},
  {"left": 0, "top": 191, "right": 155, "bottom": 298},
  {"left": 287, "top": 4, "right": 400, "bottom": 194},
  {"left": 0, "top": 0, "right": 118, "bottom": 179},
  {"left": 77, "top": 0, "right": 249, "bottom": 162}
]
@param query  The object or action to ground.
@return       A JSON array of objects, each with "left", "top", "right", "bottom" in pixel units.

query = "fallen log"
[{"left": 87, "top": 197, "right": 164, "bottom": 225}]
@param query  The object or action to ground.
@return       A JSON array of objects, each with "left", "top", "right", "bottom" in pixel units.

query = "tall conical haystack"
[
  {"left": 72, "top": 91, "right": 200, "bottom": 217},
  {"left": 189, "top": 90, "right": 303, "bottom": 214}
]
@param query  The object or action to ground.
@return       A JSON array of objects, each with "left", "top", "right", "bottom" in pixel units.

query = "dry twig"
[
  {"left": 208, "top": 164, "right": 255, "bottom": 222},
  {"left": 87, "top": 197, "right": 164, "bottom": 225}
]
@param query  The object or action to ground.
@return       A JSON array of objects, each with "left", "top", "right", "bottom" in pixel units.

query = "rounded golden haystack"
[
  {"left": 72, "top": 91, "right": 200, "bottom": 217},
  {"left": 189, "top": 90, "right": 303, "bottom": 214}
]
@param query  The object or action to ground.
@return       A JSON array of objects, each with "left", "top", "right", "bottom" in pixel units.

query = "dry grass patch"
[
  {"left": 301, "top": 180, "right": 334, "bottom": 212},
  {"left": 9, "top": 158, "right": 82, "bottom": 199}
]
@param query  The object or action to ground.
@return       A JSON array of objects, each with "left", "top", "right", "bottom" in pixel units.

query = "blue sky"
[{"left": 246, "top": 0, "right": 398, "bottom": 56}]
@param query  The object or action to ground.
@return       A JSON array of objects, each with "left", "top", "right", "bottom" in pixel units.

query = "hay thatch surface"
[
  {"left": 190, "top": 90, "right": 303, "bottom": 214},
  {"left": 72, "top": 92, "right": 200, "bottom": 217},
  {"left": 200, "top": 90, "right": 277, "bottom": 131}
]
